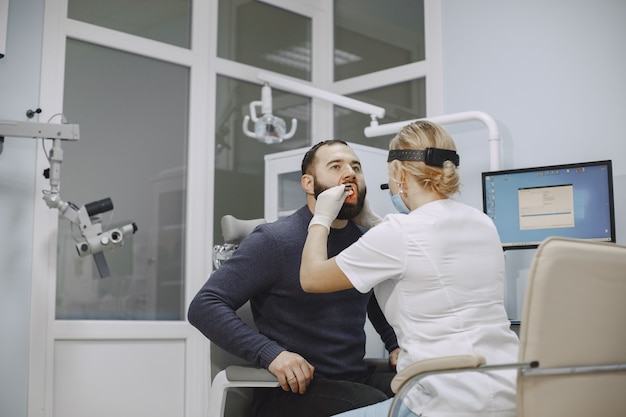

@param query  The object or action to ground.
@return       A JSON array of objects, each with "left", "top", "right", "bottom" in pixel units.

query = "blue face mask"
[{"left": 389, "top": 190, "right": 410, "bottom": 214}]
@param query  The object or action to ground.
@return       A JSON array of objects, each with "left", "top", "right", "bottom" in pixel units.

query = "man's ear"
[{"left": 301, "top": 174, "right": 315, "bottom": 195}]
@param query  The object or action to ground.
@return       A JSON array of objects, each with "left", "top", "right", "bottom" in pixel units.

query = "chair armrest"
[
  {"left": 364, "top": 357, "right": 393, "bottom": 373},
  {"left": 225, "top": 365, "right": 278, "bottom": 382},
  {"left": 391, "top": 354, "right": 486, "bottom": 393}
]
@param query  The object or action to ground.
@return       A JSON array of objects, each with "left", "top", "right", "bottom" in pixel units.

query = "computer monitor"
[{"left": 482, "top": 160, "right": 615, "bottom": 250}]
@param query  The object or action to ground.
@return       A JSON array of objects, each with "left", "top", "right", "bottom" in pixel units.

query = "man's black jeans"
[{"left": 252, "top": 371, "right": 395, "bottom": 417}]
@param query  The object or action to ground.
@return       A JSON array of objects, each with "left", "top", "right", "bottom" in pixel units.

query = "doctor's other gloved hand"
[
  {"left": 309, "top": 185, "right": 351, "bottom": 233},
  {"left": 352, "top": 197, "right": 382, "bottom": 229}
]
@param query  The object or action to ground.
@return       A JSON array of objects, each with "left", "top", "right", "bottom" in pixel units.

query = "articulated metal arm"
[{"left": 1, "top": 119, "right": 137, "bottom": 278}]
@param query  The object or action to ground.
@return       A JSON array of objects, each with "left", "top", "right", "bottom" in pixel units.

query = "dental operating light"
[
  {"left": 242, "top": 83, "right": 297, "bottom": 144},
  {"left": 243, "top": 72, "right": 386, "bottom": 143}
]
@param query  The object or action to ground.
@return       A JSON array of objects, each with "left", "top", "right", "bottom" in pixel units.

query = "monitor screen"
[{"left": 482, "top": 160, "right": 615, "bottom": 249}]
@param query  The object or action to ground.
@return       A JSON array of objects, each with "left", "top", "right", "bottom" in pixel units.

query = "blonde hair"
[{"left": 388, "top": 120, "right": 461, "bottom": 197}]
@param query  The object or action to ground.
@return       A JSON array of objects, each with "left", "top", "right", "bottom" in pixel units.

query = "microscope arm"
[
  {"left": 40, "top": 138, "right": 137, "bottom": 277},
  {"left": 2, "top": 119, "right": 137, "bottom": 278}
]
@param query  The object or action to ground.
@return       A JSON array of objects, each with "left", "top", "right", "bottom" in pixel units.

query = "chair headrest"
[{"left": 221, "top": 215, "right": 266, "bottom": 244}]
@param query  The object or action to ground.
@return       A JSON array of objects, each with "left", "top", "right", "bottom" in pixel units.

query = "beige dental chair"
[{"left": 388, "top": 237, "right": 626, "bottom": 417}]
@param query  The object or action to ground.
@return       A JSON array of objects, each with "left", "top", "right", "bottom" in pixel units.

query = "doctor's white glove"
[
  {"left": 352, "top": 197, "right": 382, "bottom": 229},
  {"left": 309, "top": 185, "right": 351, "bottom": 233}
]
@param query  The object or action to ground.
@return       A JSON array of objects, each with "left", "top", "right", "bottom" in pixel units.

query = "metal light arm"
[
  {"left": 243, "top": 73, "right": 386, "bottom": 144},
  {"left": 257, "top": 71, "right": 386, "bottom": 121},
  {"left": 363, "top": 111, "right": 502, "bottom": 171}
]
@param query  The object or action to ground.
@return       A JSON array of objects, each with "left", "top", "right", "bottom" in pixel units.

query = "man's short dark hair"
[{"left": 301, "top": 140, "right": 349, "bottom": 175}]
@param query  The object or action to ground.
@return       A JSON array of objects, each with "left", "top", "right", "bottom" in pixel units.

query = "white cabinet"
[{"left": 264, "top": 142, "right": 395, "bottom": 222}]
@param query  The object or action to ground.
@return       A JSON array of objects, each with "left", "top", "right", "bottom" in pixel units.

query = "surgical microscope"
[{"left": 0, "top": 117, "right": 137, "bottom": 278}]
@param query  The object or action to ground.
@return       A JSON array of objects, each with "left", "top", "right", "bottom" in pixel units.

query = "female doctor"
[{"left": 300, "top": 121, "right": 519, "bottom": 417}]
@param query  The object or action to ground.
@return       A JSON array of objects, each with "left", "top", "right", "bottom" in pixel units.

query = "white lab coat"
[{"left": 337, "top": 199, "right": 519, "bottom": 417}]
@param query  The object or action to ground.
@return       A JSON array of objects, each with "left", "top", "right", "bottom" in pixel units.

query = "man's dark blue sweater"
[{"left": 188, "top": 206, "right": 398, "bottom": 381}]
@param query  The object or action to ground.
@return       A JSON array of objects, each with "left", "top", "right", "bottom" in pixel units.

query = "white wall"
[
  {"left": 440, "top": 0, "right": 626, "bottom": 241},
  {"left": 0, "top": 1, "right": 43, "bottom": 416},
  {"left": 440, "top": 0, "right": 626, "bottom": 319}
]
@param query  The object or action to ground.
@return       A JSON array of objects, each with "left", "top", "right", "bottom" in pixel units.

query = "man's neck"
[{"left": 330, "top": 218, "right": 349, "bottom": 229}]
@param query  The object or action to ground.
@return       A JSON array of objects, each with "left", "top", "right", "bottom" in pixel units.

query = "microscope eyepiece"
[{"left": 85, "top": 198, "right": 114, "bottom": 217}]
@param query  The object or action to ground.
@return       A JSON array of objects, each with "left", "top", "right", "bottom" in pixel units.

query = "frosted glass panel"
[
  {"left": 218, "top": 0, "right": 311, "bottom": 80},
  {"left": 57, "top": 39, "right": 188, "bottom": 320},
  {"left": 335, "top": 78, "right": 426, "bottom": 149},
  {"left": 334, "top": 0, "right": 425, "bottom": 81},
  {"left": 213, "top": 75, "right": 310, "bottom": 244},
  {"left": 68, "top": 0, "right": 191, "bottom": 48}
]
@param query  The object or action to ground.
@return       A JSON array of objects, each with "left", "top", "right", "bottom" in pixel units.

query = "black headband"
[{"left": 387, "top": 148, "right": 460, "bottom": 167}]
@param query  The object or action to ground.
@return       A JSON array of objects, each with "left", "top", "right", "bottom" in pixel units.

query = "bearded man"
[{"left": 188, "top": 140, "right": 400, "bottom": 417}]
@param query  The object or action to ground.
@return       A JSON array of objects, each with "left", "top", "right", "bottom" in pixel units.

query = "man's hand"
[
  {"left": 309, "top": 185, "right": 352, "bottom": 232},
  {"left": 388, "top": 348, "right": 401, "bottom": 370},
  {"left": 268, "top": 351, "right": 315, "bottom": 394}
]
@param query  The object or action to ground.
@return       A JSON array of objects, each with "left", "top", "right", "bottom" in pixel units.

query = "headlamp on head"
[{"left": 387, "top": 148, "right": 460, "bottom": 167}]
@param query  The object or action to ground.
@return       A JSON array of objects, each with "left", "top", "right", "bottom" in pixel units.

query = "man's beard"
[{"left": 313, "top": 182, "right": 367, "bottom": 220}]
